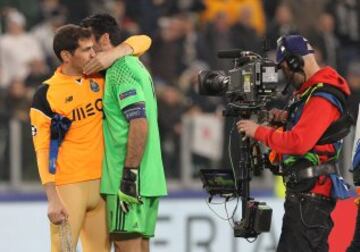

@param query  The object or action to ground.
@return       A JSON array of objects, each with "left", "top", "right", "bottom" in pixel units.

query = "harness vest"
[
  {"left": 282, "top": 83, "right": 353, "bottom": 196},
  {"left": 285, "top": 83, "right": 349, "bottom": 161}
]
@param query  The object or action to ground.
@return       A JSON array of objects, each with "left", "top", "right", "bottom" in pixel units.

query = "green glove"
[{"left": 118, "top": 168, "right": 142, "bottom": 213}]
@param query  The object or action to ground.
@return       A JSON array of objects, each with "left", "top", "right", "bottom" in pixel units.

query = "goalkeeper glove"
[{"left": 118, "top": 167, "right": 142, "bottom": 213}]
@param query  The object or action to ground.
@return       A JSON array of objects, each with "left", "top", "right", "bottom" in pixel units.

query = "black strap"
[
  {"left": 312, "top": 85, "right": 347, "bottom": 109},
  {"left": 296, "top": 162, "right": 339, "bottom": 179},
  {"left": 317, "top": 112, "right": 354, "bottom": 144},
  {"left": 283, "top": 162, "right": 339, "bottom": 184},
  {"left": 312, "top": 85, "right": 354, "bottom": 144}
]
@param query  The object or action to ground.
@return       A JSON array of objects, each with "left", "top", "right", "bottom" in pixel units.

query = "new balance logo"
[{"left": 65, "top": 96, "right": 73, "bottom": 103}]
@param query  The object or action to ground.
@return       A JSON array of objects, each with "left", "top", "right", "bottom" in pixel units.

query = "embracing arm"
[{"left": 83, "top": 35, "right": 152, "bottom": 74}]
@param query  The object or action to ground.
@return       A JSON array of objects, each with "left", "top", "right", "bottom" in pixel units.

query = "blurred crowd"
[{"left": 0, "top": 0, "right": 360, "bottom": 181}]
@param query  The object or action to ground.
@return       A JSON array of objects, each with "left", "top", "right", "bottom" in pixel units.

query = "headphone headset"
[{"left": 279, "top": 36, "right": 304, "bottom": 72}]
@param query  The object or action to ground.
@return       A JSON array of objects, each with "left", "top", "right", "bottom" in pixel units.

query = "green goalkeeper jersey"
[{"left": 101, "top": 56, "right": 167, "bottom": 197}]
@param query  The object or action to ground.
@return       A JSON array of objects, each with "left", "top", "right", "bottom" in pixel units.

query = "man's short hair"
[
  {"left": 53, "top": 24, "right": 92, "bottom": 61},
  {"left": 80, "top": 14, "right": 123, "bottom": 46}
]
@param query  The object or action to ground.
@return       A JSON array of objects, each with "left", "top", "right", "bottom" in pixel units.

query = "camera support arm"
[
  {"left": 232, "top": 112, "right": 272, "bottom": 239},
  {"left": 237, "top": 124, "right": 252, "bottom": 216}
]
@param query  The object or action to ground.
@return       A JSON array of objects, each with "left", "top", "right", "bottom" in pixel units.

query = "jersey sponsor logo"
[
  {"left": 71, "top": 98, "right": 103, "bottom": 121},
  {"left": 90, "top": 79, "right": 100, "bottom": 92},
  {"left": 65, "top": 96, "right": 73, "bottom": 103},
  {"left": 119, "top": 89, "right": 136, "bottom": 100},
  {"left": 31, "top": 125, "right": 37, "bottom": 136}
]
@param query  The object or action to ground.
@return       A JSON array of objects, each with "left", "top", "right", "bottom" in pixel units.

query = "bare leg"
[
  {"left": 141, "top": 238, "right": 150, "bottom": 252},
  {"left": 112, "top": 233, "right": 142, "bottom": 252}
]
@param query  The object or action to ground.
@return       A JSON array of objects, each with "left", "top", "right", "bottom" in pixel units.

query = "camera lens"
[{"left": 198, "top": 70, "right": 229, "bottom": 96}]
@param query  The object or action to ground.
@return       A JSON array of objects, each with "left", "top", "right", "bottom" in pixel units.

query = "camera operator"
[{"left": 237, "top": 34, "right": 351, "bottom": 251}]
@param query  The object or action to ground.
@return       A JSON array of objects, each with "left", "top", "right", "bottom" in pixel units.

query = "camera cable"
[{"left": 204, "top": 196, "right": 238, "bottom": 224}]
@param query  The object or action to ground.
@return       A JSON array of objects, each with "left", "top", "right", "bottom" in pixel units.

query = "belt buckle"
[{"left": 304, "top": 192, "right": 317, "bottom": 199}]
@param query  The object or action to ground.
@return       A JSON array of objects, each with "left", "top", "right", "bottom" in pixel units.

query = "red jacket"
[{"left": 255, "top": 67, "right": 350, "bottom": 196}]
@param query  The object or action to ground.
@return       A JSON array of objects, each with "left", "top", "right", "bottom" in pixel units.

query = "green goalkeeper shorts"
[{"left": 105, "top": 194, "right": 160, "bottom": 237}]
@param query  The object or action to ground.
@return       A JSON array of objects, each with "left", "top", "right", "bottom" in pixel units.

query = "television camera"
[{"left": 198, "top": 49, "right": 278, "bottom": 239}]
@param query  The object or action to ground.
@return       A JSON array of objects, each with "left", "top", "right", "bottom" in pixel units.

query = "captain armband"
[{"left": 122, "top": 103, "right": 146, "bottom": 121}]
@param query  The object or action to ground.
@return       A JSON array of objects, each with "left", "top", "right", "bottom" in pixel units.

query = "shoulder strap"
[
  {"left": 312, "top": 85, "right": 347, "bottom": 112},
  {"left": 309, "top": 84, "right": 354, "bottom": 145}
]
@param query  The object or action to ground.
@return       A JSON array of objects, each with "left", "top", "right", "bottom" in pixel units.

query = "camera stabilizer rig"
[
  {"left": 199, "top": 49, "right": 275, "bottom": 239},
  {"left": 200, "top": 108, "right": 273, "bottom": 239}
]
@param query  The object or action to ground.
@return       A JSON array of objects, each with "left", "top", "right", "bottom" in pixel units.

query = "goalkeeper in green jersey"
[{"left": 81, "top": 14, "right": 167, "bottom": 252}]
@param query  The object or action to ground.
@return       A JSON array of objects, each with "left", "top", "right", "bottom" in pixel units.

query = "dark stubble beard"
[{"left": 288, "top": 70, "right": 306, "bottom": 90}]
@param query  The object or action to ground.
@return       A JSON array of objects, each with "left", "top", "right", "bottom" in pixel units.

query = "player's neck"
[{"left": 61, "top": 64, "right": 82, "bottom": 77}]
